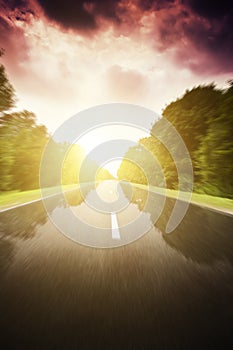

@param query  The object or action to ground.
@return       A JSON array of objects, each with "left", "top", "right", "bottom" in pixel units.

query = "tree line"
[
  {"left": 0, "top": 60, "right": 112, "bottom": 192},
  {"left": 118, "top": 83, "right": 233, "bottom": 199},
  {"left": 1, "top": 53, "right": 232, "bottom": 197}
]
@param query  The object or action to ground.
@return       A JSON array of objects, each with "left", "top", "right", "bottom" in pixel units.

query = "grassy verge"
[
  {"left": 132, "top": 183, "right": 233, "bottom": 213},
  {"left": 0, "top": 184, "right": 78, "bottom": 211}
]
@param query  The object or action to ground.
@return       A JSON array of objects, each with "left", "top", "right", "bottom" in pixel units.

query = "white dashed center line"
[{"left": 111, "top": 212, "right": 121, "bottom": 240}]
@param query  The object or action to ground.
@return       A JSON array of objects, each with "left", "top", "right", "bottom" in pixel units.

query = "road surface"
[{"left": 0, "top": 181, "right": 233, "bottom": 349}]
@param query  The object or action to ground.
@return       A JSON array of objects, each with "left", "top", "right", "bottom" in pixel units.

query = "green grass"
[
  {"left": 132, "top": 182, "right": 233, "bottom": 213},
  {"left": 166, "top": 188, "right": 233, "bottom": 211},
  {"left": 0, "top": 184, "right": 78, "bottom": 211}
]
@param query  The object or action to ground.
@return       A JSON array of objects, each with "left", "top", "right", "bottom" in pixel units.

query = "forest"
[
  {"left": 0, "top": 55, "right": 232, "bottom": 199},
  {"left": 118, "top": 82, "right": 233, "bottom": 199}
]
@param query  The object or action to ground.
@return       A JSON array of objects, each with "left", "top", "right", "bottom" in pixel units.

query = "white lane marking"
[
  {"left": 0, "top": 187, "right": 81, "bottom": 213},
  {"left": 0, "top": 194, "right": 55, "bottom": 213},
  {"left": 111, "top": 212, "right": 121, "bottom": 240}
]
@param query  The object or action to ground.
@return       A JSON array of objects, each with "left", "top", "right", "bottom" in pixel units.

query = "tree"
[
  {"left": 118, "top": 83, "right": 233, "bottom": 198},
  {"left": 0, "top": 51, "right": 15, "bottom": 113},
  {"left": 0, "top": 57, "right": 16, "bottom": 189},
  {"left": 0, "top": 111, "right": 49, "bottom": 191},
  {"left": 195, "top": 84, "right": 233, "bottom": 198}
]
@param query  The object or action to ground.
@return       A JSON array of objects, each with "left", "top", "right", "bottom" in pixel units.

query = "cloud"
[
  {"left": 36, "top": 0, "right": 121, "bottom": 31},
  {"left": 184, "top": 0, "right": 233, "bottom": 71},
  {"left": 1, "top": 0, "right": 233, "bottom": 75},
  {"left": 37, "top": 0, "right": 96, "bottom": 30},
  {"left": 37, "top": 0, "right": 233, "bottom": 74},
  {"left": 135, "top": 0, "right": 233, "bottom": 75},
  {"left": 106, "top": 65, "right": 148, "bottom": 102},
  {"left": 0, "top": 0, "right": 232, "bottom": 132},
  {"left": 0, "top": 12, "right": 29, "bottom": 76},
  {"left": 185, "top": 0, "right": 232, "bottom": 20}
]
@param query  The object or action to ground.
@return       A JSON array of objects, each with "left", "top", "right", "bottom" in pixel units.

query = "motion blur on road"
[{"left": 0, "top": 181, "right": 233, "bottom": 349}]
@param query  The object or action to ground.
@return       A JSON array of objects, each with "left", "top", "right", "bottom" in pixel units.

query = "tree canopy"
[
  {"left": 118, "top": 83, "right": 233, "bottom": 199},
  {"left": 0, "top": 64, "right": 15, "bottom": 113}
]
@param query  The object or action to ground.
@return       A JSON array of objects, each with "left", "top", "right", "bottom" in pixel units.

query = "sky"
[
  {"left": 0, "top": 0, "right": 232, "bottom": 133},
  {"left": 1, "top": 0, "right": 232, "bottom": 176},
  {"left": 0, "top": 0, "right": 233, "bottom": 177}
]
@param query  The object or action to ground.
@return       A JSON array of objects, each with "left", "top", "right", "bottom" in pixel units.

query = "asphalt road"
[{"left": 0, "top": 181, "right": 233, "bottom": 349}]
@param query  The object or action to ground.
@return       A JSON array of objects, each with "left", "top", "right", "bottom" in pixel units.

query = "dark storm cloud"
[
  {"left": 1, "top": 0, "right": 232, "bottom": 74},
  {"left": 34, "top": 0, "right": 233, "bottom": 73},
  {"left": 2, "top": 0, "right": 28, "bottom": 10},
  {"left": 163, "top": 0, "right": 233, "bottom": 73},
  {"left": 36, "top": 0, "right": 120, "bottom": 30},
  {"left": 186, "top": 0, "right": 233, "bottom": 20},
  {"left": 188, "top": 0, "right": 233, "bottom": 71},
  {"left": 37, "top": 0, "right": 96, "bottom": 29},
  {"left": 184, "top": 0, "right": 233, "bottom": 52}
]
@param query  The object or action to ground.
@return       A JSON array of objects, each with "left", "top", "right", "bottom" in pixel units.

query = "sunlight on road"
[{"left": 96, "top": 180, "right": 119, "bottom": 203}]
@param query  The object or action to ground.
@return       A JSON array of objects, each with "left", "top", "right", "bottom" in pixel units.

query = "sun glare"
[{"left": 76, "top": 125, "right": 150, "bottom": 177}]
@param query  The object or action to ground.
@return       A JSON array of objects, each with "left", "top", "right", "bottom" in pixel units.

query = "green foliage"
[
  {"left": 0, "top": 64, "right": 15, "bottom": 113},
  {"left": 195, "top": 85, "right": 233, "bottom": 198},
  {"left": 0, "top": 111, "right": 49, "bottom": 190},
  {"left": 160, "top": 85, "right": 222, "bottom": 181},
  {"left": 118, "top": 158, "right": 147, "bottom": 185},
  {"left": 118, "top": 83, "right": 233, "bottom": 198}
]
